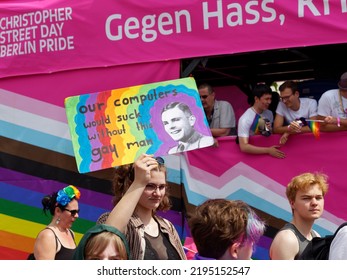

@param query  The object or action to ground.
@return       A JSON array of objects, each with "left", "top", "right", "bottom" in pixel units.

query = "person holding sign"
[
  {"left": 97, "top": 155, "right": 186, "bottom": 260},
  {"left": 161, "top": 101, "right": 213, "bottom": 154},
  {"left": 237, "top": 84, "right": 286, "bottom": 159}
]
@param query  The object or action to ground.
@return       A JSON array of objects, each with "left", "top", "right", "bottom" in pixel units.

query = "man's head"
[
  {"left": 279, "top": 80, "right": 300, "bottom": 110},
  {"left": 252, "top": 84, "right": 272, "bottom": 112},
  {"left": 161, "top": 102, "right": 196, "bottom": 142},
  {"left": 286, "top": 172, "right": 329, "bottom": 219},
  {"left": 338, "top": 72, "right": 347, "bottom": 94},
  {"left": 198, "top": 83, "right": 215, "bottom": 112},
  {"left": 189, "top": 199, "right": 265, "bottom": 260}
]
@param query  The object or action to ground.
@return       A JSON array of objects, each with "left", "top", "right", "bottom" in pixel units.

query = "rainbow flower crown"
[{"left": 56, "top": 185, "right": 81, "bottom": 206}]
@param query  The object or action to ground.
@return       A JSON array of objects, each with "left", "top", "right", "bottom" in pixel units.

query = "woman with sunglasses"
[
  {"left": 98, "top": 154, "right": 186, "bottom": 260},
  {"left": 30, "top": 185, "right": 81, "bottom": 260}
]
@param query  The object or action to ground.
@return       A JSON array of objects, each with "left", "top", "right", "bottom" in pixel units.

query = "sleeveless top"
[
  {"left": 49, "top": 228, "right": 76, "bottom": 260},
  {"left": 31, "top": 227, "right": 76, "bottom": 260},
  {"left": 280, "top": 223, "right": 317, "bottom": 260}
]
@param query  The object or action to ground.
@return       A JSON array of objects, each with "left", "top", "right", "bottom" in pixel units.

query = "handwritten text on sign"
[{"left": 65, "top": 77, "right": 213, "bottom": 173}]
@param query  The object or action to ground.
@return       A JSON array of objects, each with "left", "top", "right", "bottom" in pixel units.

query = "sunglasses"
[
  {"left": 200, "top": 95, "right": 209, "bottom": 99},
  {"left": 155, "top": 156, "right": 165, "bottom": 165},
  {"left": 64, "top": 209, "right": 80, "bottom": 217},
  {"left": 145, "top": 183, "right": 167, "bottom": 192}
]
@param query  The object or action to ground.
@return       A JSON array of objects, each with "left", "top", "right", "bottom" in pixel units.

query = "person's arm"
[
  {"left": 211, "top": 127, "right": 231, "bottom": 137},
  {"left": 105, "top": 154, "right": 158, "bottom": 233},
  {"left": 238, "top": 136, "right": 285, "bottom": 159},
  {"left": 318, "top": 115, "right": 347, "bottom": 132},
  {"left": 211, "top": 101, "right": 235, "bottom": 137},
  {"left": 273, "top": 114, "right": 284, "bottom": 134},
  {"left": 316, "top": 92, "right": 347, "bottom": 131},
  {"left": 269, "top": 230, "right": 299, "bottom": 260},
  {"left": 274, "top": 114, "right": 318, "bottom": 134},
  {"left": 299, "top": 99, "right": 319, "bottom": 133},
  {"left": 273, "top": 114, "right": 288, "bottom": 134},
  {"left": 34, "top": 229, "right": 57, "bottom": 260},
  {"left": 271, "top": 111, "right": 290, "bottom": 144},
  {"left": 278, "top": 118, "right": 317, "bottom": 144},
  {"left": 329, "top": 226, "right": 347, "bottom": 260},
  {"left": 290, "top": 116, "right": 319, "bottom": 134}
]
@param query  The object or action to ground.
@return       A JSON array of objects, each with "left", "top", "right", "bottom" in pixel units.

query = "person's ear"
[
  {"left": 55, "top": 206, "right": 63, "bottom": 215},
  {"left": 228, "top": 243, "right": 239, "bottom": 259},
  {"left": 189, "top": 115, "right": 196, "bottom": 126}
]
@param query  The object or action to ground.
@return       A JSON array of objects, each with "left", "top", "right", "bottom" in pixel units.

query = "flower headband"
[{"left": 56, "top": 185, "right": 81, "bottom": 206}]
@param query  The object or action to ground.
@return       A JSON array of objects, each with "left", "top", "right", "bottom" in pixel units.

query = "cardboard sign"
[{"left": 65, "top": 77, "right": 213, "bottom": 173}]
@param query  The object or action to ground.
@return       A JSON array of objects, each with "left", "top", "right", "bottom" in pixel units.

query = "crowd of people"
[
  {"left": 29, "top": 73, "right": 347, "bottom": 261},
  {"left": 235, "top": 72, "right": 347, "bottom": 158},
  {"left": 30, "top": 162, "right": 346, "bottom": 261}
]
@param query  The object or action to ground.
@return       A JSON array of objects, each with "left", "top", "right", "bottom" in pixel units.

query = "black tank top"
[
  {"left": 280, "top": 223, "right": 317, "bottom": 260},
  {"left": 46, "top": 227, "right": 76, "bottom": 260}
]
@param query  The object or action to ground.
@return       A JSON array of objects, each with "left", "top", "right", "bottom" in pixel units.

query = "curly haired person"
[{"left": 97, "top": 154, "right": 186, "bottom": 260}]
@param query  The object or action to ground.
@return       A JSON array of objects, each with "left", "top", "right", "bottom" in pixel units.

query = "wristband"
[{"left": 337, "top": 117, "right": 341, "bottom": 127}]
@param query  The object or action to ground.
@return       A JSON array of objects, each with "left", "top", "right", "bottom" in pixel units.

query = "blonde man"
[{"left": 270, "top": 172, "right": 329, "bottom": 260}]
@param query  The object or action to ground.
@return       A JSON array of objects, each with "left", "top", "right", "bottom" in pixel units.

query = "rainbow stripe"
[
  {"left": 307, "top": 120, "right": 320, "bottom": 139},
  {"left": 65, "top": 78, "right": 213, "bottom": 173},
  {"left": 250, "top": 114, "right": 261, "bottom": 134}
]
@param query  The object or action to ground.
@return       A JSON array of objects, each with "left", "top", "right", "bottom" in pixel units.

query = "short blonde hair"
[{"left": 286, "top": 172, "right": 329, "bottom": 202}]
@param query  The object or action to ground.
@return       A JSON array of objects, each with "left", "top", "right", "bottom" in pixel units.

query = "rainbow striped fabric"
[
  {"left": 250, "top": 114, "right": 262, "bottom": 134},
  {"left": 307, "top": 120, "right": 320, "bottom": 139}
]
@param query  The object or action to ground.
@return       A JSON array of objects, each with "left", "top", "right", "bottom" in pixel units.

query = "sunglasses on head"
[
  {"left": 128, "top": 157, "right": 165, "bottom": 181},
  {"left": 155, "top": 156, "right": 165, "bottom": 165},
  {"left": 64, "top": 208, "right": 80, "bottom": 217},
  {"left": 145, "top": 183, "right": 167, "bottom": 192}
]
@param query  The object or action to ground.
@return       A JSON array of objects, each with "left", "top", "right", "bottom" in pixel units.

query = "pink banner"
[
  {"left": 1, "top": 0, "right": 347, "bottom": 78},
  {"left": 0, "top": 60, "right": 180, "bottom": 107},
  {"left": 180, "top": 132, "right": 347, "bottom": 234}
]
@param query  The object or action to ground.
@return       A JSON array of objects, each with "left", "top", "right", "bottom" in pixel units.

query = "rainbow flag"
[
  {"left": 307, "top": 120, "right": 320, "bottom": 139},
  {"left": 250, "top": 114, "right": 261, "bottom": 134}
]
